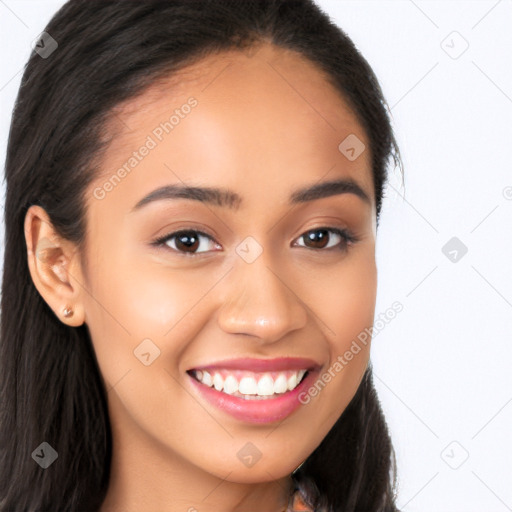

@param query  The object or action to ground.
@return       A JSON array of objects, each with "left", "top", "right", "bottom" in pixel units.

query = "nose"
[{"left": 216, "top": 253, "right": 308, "bottom": 343}]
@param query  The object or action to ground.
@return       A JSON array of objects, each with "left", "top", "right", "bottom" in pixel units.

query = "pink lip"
[
  {"left": 187, "top": 366, "right": 320, "bottom": 424},
  {"left": 189, "top": 357, "right": 321, "bottom": 373}
]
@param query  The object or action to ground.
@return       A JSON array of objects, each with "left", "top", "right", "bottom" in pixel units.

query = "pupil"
[
  {"left": 307, "top": 229, "right": 328, "bottom": 249},
  {"left": 177, "top": 231, "right": 199, "bottom": 251}
]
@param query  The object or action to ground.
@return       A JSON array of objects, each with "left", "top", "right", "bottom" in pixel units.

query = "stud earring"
[{"left": 62, "top": 306, "right": 74, "bottom": 318}]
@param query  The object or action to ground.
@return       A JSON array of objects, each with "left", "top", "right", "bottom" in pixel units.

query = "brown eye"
[
  {"left": 152, "top": 226, "right": 357, "bottom": 256},
  {"left": 153, "top": 229, "right": 220, "bottom": 255},
  {"left": 294, "top": 227, "right": 355, "bottom": 252},
  {"left": 174, "top": 231, "right": 200, "bottom": 253},
  {"left": 303, "top": 229, "right": 330, "bottom": 249}
]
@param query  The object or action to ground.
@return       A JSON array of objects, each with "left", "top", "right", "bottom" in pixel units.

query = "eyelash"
[{"left": 151, "top": 226, "right": 359, "bottom": 256}]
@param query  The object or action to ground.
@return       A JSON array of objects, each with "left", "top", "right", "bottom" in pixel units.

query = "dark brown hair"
[{"left": 0, "top": 1, "right": 403, "bottom": 510}]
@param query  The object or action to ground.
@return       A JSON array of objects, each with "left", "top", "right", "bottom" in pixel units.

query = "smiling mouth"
[{"left": 187, "top": 368, "right": 310, "bottom": 400}]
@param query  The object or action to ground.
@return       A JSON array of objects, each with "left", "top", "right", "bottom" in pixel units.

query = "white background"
[{"left": 1, "top": 1, "right": 512, "bottom": 511}]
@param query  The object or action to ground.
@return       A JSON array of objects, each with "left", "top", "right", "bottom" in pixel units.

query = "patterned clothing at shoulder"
[{"left": 287, "top": 488, "right": 315, "bottom": 511}]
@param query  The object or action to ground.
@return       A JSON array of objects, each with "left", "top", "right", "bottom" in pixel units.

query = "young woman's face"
[{"left": 82, "top": 43, "right": 377, "bottom": 484}]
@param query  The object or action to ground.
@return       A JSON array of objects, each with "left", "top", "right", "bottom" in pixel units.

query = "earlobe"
[
  {"left": 24, "top": 205, "right": 85, "bottom": 327},
  {"left": 62, "top": 306, "right": 74, "bottom": 318}
]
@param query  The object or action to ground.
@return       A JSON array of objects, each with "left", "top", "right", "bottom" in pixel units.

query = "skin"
[{"left": 24, "top": 42, "right": 377, "bottom": 512}]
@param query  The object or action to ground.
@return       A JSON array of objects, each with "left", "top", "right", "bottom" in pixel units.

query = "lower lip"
[{"left": 187, "top": 370, "right": 317, "bottom": 424}]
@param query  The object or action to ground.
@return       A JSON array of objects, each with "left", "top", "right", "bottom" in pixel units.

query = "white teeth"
[
  {"left": 257, "top": 375, "right": 274, "bottom": 396},
  {"left": 239, "top": 376, "right": 258, "bottom": 395},
  {"left": 287, "top": 373, "right": 297, "bottom": 391},
  {"left": 274, "top": 374, "right": 288, "bottom": 394},
  {"left": 193, "top": 369, "right": 309, "bottom": 398},
  {"left": 223, "top": 375, "right": 238, "bottom": 395},
  {"left": 213, "top": 373, "right": 224, "bottom": 391},
  {"left": 202, "top": 371, "right": 212, "bottom": 387}
]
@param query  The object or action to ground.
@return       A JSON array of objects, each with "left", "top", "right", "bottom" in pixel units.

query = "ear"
[{"left": 24, "top": 205, "right": 86, "bottom": 327}]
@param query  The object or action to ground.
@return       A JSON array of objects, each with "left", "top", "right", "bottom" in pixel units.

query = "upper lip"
[{"left": 189, "top": 357, "right": 322, "bottom": 373}]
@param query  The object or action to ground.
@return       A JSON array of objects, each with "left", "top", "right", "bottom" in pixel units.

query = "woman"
[{"left": 0, "top": 1, "right": 403, "bottom": 510}]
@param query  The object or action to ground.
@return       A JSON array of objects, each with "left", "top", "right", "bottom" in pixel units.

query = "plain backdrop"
[{"left": 1, "top": 1, "right": 511, "bottom": 511}]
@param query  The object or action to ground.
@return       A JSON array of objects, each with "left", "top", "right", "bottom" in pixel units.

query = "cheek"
[
  {"left": 82, "top": 245, "right": 209, "bottom": 389},
  {"left": 296, "top": 249, "right": 376, "bottom": 420},
  {"left": 301, "top": 248, "right": 377, "bottom": 352},
  {"left": 332, "top": 261, "right": 377, "bottom": 353}
]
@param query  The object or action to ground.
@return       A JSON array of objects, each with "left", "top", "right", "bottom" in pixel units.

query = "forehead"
[{"left": 94, "top": 42, "right": 374, "bottom": 211}]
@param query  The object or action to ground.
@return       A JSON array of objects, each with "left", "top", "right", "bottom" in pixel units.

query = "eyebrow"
[{"left": 130, "top": 178, "right": 371, "bottom": 213}]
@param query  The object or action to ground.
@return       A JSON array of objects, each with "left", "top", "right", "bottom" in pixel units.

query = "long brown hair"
[{"left": 0, "top": 1, "right": 403, "bottom": 510}]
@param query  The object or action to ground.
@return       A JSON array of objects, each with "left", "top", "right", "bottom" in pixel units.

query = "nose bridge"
[{"left": 217, "top": 247, "right": 308, "bottom": 342}]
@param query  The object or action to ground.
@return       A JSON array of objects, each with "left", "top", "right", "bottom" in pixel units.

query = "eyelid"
[
  {"left": 151, "top": 228, "right": 220, "bottom": 255},
  {"left": 151, "top": 225, "right": 358, "bottom": 256},
  {"left": 293, "top": 226, "right": 357, "bottom": 248}
]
